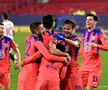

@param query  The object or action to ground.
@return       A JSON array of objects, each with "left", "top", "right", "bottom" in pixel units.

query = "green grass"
[
  {"left": 6, "top": 32, "right": 108, "bottom": 90},
  {"left": 10, "top": 32, "right": 29, "bottom": 90}
]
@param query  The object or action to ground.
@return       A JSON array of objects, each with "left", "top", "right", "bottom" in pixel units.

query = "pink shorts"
[
  {"left": 18, "top": 64, "right": 38, "bottom": 90},
  {"left": 0, "top": 72, "right": 10, "bottom": 89},
  {"left": 35, "top": 80, "right": 60, "bottom": 90},
  {"left": 60, "top": 70, "right": 83, "bottom": 90},
  {"left": 80, "top": 69, "right": 101, "bottom": 88}
]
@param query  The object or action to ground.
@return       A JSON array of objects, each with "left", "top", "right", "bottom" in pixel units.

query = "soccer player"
[
  {"left": 54, "top": 19, "right": 83, "bottom": 90},
  {"left": 18, "top": 22, "right": 68, "bottom": 90},
  {"left": 2, "top": 13, "right": 15, "bottom": 61},
  {"left": 0, "top": 22, "right": 21, "bottom": 90},
  {"left": 79, "top": 13, "right": 108, "bottom": 90}
]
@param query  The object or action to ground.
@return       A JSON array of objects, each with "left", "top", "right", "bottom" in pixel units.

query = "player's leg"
[{"left": 80, "top": 71, "right": 89, "bottom": 89}]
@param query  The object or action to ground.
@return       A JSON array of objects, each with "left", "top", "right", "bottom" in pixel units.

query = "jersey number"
[{"left": 25, "top": 41, "right": 31, "bottom": 57}]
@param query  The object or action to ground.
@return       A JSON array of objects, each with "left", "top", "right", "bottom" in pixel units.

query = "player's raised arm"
[{"left": 53, "top": 34, "right": 81, "bottom": 47}]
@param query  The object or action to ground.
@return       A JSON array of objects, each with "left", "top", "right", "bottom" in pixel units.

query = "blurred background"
[{"left": 0, "top": 0, "right": 108, "bottom": 32}]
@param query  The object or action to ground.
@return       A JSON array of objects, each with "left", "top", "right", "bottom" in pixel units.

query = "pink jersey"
[
  {"left": 65, "top": 35, "right": 81, "bottom": 73},
  {"left": 18, "top": 35, "right": 41, "bottom": 90},
  {"left": 80, "top": 29, "right": 108, "bottom": 71},
  {"left": 37, "top": 31, "right": 64, "bottom": 83},
  {"left": 0, "top": 36, "right": 17, "bottom": 73}
]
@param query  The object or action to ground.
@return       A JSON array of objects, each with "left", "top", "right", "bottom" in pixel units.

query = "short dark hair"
[
  {"left": 43, "top": 15, "right": 55, "bottom": 29},
  {"left": 0, "top": 22, "right": 4, "bottom": 25},
  {"left": 63, "top": 19, "right": 77, "bottom": 29},
  {"left": 30, "top": 22, "right": 41, "bottom": 34},
  {"left": 86, "top": 13, "right": 99, "bottom": 21},
  {"left": 2, "top": 13, "right": 8, "bottom": 19}
]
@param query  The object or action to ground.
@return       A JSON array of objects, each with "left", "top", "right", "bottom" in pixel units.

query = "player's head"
[
  {"left": 62, "top": 19, "right": 77, "bottom": 38},
  {"left": 2, "top": 13, "right": 8, "bottom": 20},
  {"left": 43, "top": 15, "right": 56, "bottom": 33},
  {"left": 30, "top": 22, "right": 44, "bottom": 37},
  {"left": 0, "top": 23, "right": 4, "bottom": 37},
  {"left": 86, "top": 13, "right": 99, "bottom": 29}
]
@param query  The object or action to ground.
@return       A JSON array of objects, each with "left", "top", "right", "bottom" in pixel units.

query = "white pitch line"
[{"left": 98, "top": 85, "right": 108, "bottom": 88}]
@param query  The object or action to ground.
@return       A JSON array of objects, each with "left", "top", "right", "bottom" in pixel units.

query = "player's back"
[
  {"left": 24, "top": 35, "right": 38, "bottom": 58},
  {"left": 42, "top": 31, "right": 52, "bottom": 49}
]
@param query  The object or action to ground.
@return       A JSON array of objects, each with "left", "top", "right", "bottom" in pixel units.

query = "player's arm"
[
  {"left": 64, "top": 39, "right": 80, "bottom": 47},
  {"left": 11, "top": 40, "right": 21, "bottom": 69},
  {"left": 64, "top": 37, "right": 81, "bottom": 47},
  {"left": 89, "top": 33, "right": 108, "bottom": 51},
  {"left": 22, "top": 51, "right": 42, "bottom": 66},
  {"left": 89, "top": 42, "right": 108, "bottom": 51},
  {"left": 35, "top": 41, "right": 68, "bottom": 63},
  {"left": 49, "top": 41, "right": 69, "bottom": 57},
  {"left": 98, "top": 33, "right": 108, "bottom": 50},
  {"left": 53, "top": 34, "right": 81, "bottom": 47},
  {"left": 49, "top": 41, "right": 71, "bottom": 63},
  {"left": 13, "top": 47, "right": 21, "bottom": 69},
  {"left": 78, "top": 46, "right": 84, "bottom": 56}
]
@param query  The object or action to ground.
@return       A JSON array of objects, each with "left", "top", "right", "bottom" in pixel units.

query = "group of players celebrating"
[{"left": 0, "top": 13, "right": 108, "bottom": 90}]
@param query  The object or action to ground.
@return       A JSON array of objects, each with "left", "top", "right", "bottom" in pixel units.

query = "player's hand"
[
  {"left": 66, "top": 53, "right": 71, "bottom": 64},
  {"left": 14, "top": 61, "right": 21, "bottom": 70},
  {"left": 53, "top": 34, "right": 65, "bottom": 41},
  {"left": 21, "top": 60, "right": 25, "bottom": 67},
  {"left": 63, "top": 58, "right": 70, "bottom": 65},
  {"left": 89, "top": 43, "right": 98, "bottom": 48}
]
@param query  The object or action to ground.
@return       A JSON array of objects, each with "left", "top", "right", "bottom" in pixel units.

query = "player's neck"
[
  {"left": 3, "top": 19, "right": 8, "bottom": 22},
  {"left": 87, "top": 27, "right": 95, "bottom": 32}
]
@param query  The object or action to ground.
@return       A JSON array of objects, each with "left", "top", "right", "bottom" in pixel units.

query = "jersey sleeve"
[
  {"left": 22, "top": 51, "right": 42, "bottom": 65},
  {"left": 99, "top": 32, "right": 107, "bottom": 44},
  {"left": 34, "top": 41, "right": 65, "bottom": 62},
  {"left": 11, "top": 40, "right": 17, "bottom": 51},
  {"left": 98, "top": 43, "right": 108, "bottom": 51},
  {"left": 98, "top": 32, "right": 108, "bottom": 50}
]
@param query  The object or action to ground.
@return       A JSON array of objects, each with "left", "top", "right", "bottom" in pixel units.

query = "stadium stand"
[
  {"left": 50, "top": 0, "right": 108, "bottom": 3},
  {"left": 10, "top": 3, "right": 108, "bottom": 15},
  {"left": 0, "top": 0, "right": 108, "bottom": 15}
]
